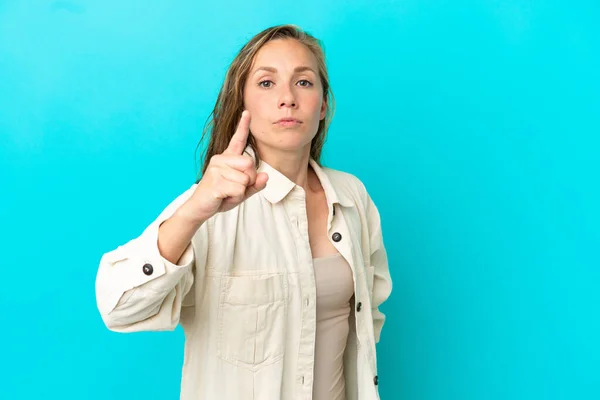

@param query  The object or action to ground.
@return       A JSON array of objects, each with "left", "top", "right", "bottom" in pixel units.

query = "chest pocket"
[{"left": 217, "top": 273, "right": 287, "bottom": 371}]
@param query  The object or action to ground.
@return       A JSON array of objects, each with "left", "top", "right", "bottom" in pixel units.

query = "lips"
[
  {"left": 275, "top": 118, "right": 301, "bottom": 124},
  {"left": 274, "top": 118, "right": 302, "bottom": 128}
]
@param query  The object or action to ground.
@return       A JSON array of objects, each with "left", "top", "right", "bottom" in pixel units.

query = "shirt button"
[
  {"left": 356, "top": 302, "right": 363, "bottom": 312},
  {"left": 142, "top": 263, "right": 154, "bottom": 276},
  {"left": 332, "top": 232, "right": 342, "bottom": 242},
  {"left": 374, "top": 375, "right": 379, "bottom": 385}
]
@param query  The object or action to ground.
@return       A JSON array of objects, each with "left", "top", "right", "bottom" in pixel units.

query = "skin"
[{"left": 243, "top": 38, "right": 326, "bottom": 174}]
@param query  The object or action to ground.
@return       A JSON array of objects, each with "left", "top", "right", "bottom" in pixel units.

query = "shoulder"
[{"left": 320, "top": 165, "right": 370, "bottom": 208}]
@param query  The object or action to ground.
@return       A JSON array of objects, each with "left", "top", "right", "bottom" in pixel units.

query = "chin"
[{"left": 260, "top": 135, "right": 314, "bottom": 154}]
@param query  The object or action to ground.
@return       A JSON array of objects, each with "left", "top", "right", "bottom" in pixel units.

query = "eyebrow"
[{"left": 252, "top": 66, "right": 317, "bottom": 75}]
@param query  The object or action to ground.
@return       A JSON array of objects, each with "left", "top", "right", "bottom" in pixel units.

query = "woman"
[{"left": 95, "top": 24, "right": 392, "bottom": 400}]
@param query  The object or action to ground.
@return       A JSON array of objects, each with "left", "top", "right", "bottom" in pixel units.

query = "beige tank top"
[{"left": 312, "top": 253, "right": 354, "bottom": 400}]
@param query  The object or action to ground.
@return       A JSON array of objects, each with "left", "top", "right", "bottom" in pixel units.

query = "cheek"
[
  {"left": 307, "top": 93, "right": 323, "bottom": 112},
  {"left": 244, "top": 85, "right": 266, "bottom": 108},
  {"left": 247, "top": 93, "right": 270, "bottom": 115},
  {"left": 309, "top": 100, "right": 324, "bottom": 122},
  {"left": 247, "top": 102, "right": 270, "bottom": 135}
]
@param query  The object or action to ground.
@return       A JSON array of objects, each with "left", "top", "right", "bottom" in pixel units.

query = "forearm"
[{"left": 158, "top": 203, "right": 208, "bottom": 265}]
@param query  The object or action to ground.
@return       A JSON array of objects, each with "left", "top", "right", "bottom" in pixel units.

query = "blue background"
[{"left": 1, "top": 0, "right": 599, "bottom": 399}]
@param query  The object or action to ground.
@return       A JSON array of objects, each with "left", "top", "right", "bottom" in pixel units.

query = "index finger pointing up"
[{"left": 224, "top": 110, "right": 251, "bottom": 155}]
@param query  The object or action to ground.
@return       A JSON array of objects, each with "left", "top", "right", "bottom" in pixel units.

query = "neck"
[{"left": 256, "top": 143, "right": 320, "bottom": 193}]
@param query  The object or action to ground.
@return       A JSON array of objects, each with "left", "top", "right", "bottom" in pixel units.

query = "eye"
[
  {"left": 297, "top": 79, "right": 313, "bottom": 87},
  {"left": 258, "top": 80, "right": 273, "bottom": 88}
]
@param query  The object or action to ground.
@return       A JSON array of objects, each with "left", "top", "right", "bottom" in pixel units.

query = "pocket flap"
[{"left": 224, "top": 274, "right": 285, "bottom": 304}]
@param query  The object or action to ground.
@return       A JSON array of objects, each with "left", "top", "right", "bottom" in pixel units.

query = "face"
[{"left": 243, "top": 39, "right": 327, "bottom": 155}]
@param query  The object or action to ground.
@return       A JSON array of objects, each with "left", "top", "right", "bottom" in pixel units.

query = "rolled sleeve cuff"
[{"left": 97, "top": 218, "right": 194, "bottom": 315}]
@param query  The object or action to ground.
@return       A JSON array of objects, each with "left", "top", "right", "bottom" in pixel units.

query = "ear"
[{"left": 319, "top": 98, "right": 327, "bottom": 120}]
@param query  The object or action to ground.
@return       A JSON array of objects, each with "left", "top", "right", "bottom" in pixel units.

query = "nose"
[{"left": 278, "top": 85, "right": 297, "bottom": 109}]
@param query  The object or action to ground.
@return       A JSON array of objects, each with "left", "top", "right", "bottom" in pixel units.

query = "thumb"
[{"left": 244, "top": 172, "right": 269, "bottom": 199}]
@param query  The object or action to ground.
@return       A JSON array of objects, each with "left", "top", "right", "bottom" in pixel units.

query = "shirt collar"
[{"left": 244, "top": 146, "right": 354, "bottom": 208}]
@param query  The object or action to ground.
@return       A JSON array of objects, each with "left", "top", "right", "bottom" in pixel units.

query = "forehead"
[{"left": 251, "top": 39, "right": 318, "bottom": 70}]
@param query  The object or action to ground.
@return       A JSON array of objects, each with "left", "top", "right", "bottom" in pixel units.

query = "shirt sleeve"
[
  {"left": 94, "top": 184, "right": 207, "bottom": 333},
  {"left": 365, "top": 190, "right": 393, "bottom": 344}
]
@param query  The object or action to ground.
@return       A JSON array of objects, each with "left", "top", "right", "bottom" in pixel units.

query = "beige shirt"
[
  {"left": 313, "top": 254, "right": 354, "bottom": 400},
  {"left": 95, "top": 150, "right": 393, "bottom": 400}
]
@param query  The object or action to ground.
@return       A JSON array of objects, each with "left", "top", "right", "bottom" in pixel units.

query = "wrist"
[{"left": 173, "top": 201, "right": 211, "bottom": 228}]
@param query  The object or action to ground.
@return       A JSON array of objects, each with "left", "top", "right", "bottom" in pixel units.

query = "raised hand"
[{"left": 182, "top": 111, "right": 269, "bottom": 224}]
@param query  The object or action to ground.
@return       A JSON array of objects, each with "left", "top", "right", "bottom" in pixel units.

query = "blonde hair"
[{"left": 195, "top": 24, "right": 335, "bottom": 182}]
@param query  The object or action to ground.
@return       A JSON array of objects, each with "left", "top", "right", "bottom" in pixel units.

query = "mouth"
[{"left": 274, "top": 118, "right": 302, "bottom": 127}]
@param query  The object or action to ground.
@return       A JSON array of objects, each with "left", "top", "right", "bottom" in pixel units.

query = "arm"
[
  {"left": 95, "top": 111, "right": 268, "bottom": 333},
  {"left": 366, "top": 192, "right": 393, "bottom": 343},
  {"left": 94, "top": 184, "right": 208, "bottom": 333}
]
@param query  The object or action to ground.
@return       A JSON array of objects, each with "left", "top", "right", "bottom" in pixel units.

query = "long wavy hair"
[{"left": 194, "top": 24, "right": 335, "bottom": 183}]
